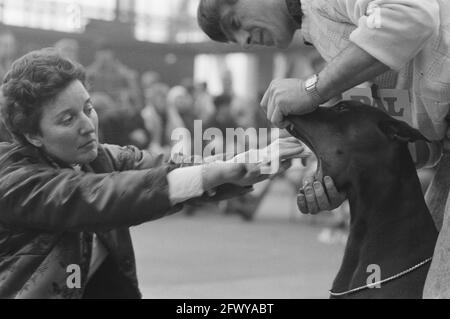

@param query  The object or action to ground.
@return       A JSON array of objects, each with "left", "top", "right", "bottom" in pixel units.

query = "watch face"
[
  {"left": 305, "top": 75, "right": 317, "bottom": 89},
  {"left": 306, "top": 78, "right": 314, "bottom": 87}
]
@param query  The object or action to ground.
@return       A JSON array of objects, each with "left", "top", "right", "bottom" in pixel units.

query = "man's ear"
[
  {"left": 378, "top": 119, "right": 430, "bottom": 143},
  {"left": 24, "top": 133, "right": 43, "bottom": 148}
]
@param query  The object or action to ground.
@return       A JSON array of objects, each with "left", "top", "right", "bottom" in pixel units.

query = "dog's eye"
[{"left": 336, "top": 105, "right": 349, "bottom": 112}]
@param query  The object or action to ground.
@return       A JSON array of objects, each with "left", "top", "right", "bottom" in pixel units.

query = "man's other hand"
[{"left": 297, "top": 176, "right": 346, "bottom": 215}]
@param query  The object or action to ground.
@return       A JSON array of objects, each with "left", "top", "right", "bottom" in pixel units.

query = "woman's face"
[{"left": 27, "top": 80, "right": 99, "bottom": 165}]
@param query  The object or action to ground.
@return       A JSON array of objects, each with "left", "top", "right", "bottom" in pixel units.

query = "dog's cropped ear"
[{"left": 378, "top": 119, "right": 430, "bottom": 143}]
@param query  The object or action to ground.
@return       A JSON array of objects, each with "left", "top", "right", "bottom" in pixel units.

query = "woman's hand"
[
  {"left": 227, "top": 137, "right": 309, "bottom": 183},
  {"left": 223, "top": 162, "right": 267, "bottom": 187},
  {"left": 257, "top": 137, "right": 311, "bottom": 176},
  {"left": 264, "top": 136, "right": 309, "bottom": 162},
  {"left": 202, "top": 162, "right": 264, "bottom": 190},
  {"left": 202, "top": 137, "right": 310, "bottom": 190}
]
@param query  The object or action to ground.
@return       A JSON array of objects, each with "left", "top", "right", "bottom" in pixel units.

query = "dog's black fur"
[{"left": 287, "top": 101, "right": 438, "bottom": 299}]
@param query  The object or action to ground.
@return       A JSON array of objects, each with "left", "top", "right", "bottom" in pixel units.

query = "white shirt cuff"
[{"left": 167, "top": 166, "right": 204, "bottom": 205}]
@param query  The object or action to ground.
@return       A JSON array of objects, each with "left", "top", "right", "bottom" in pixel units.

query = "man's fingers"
[
  {"left": 260, "top": 87, "right": 271, "bottom": 113},
  {"left": 278, "top": 129, "right": 292, "bottom": 139},
  {"left": 324, "top": 176, "right": 345, "bottom": 205},
  {"left": 270, "top": 106, "right": 285, "bottom": 128},
  {"left": 303, "top": 176, "right": 314, "bottom": 187},
  {"left": 278, "top": 118, "right": 290, "bottom": 129},
  {"left": 266, "top": 92, "right": 277, "bottom": 122},
  {"left": 297, "top": 193, "right": 308, "bottom": 214},
  {"left": 304, "top": 185, "right": 319, "bottom": 214},
  {"left": 313, "top": 181, "right": 331, "bottom": 211}
]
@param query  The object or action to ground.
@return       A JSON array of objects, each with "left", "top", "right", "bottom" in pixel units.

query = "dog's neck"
[{"left": 331, "top": 145, "right": 438, "bottom": 297}]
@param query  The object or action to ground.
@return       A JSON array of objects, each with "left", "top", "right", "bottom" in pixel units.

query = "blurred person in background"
[
  {"left": 181, "top": 77, "right": 196, "bottom": 96},
  {"left": 168, "top": 85, "right": 197, "bottom": 140},
  {"left": 0, "top": 29, "right": 17, "bottom": 143},
  {"left": 54, "top": 38, "right": 79, "bottom": 62},
  {"left": 193, "top": 81, "right": 215, "bottom": 121},
  {"left": 86, "top": 42, "right": 141, "bottom": 112},
  {"left": 141, "top": 82, "right": 185, "bottom": 155},
  {"left": 0, "top": 29, "right": 17, "bottom": 80},
  {"left": 141, "top": 71, "right": 161, "bottom": 91},
  {"left": 0, "top": 48, "right": 305, "bottom": 298},
  {"left": 231, "top": 96, "right": 262, "bottom": 130},
  {"left": 207, "top": 94, "right": 237, "bottom": 136},
  {"left": 221, "top": 70, "right": 234, "bottom": 98},
  {"left": 91, "top": 92, "right": 150, "bottom": 149},
  {"left": 0, "top": 93, "right": 11, "bottom": 143}
]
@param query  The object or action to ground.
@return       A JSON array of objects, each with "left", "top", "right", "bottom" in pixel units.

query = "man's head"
[{"left": 197, "top": 0, "right": 298, "bottom": 49}]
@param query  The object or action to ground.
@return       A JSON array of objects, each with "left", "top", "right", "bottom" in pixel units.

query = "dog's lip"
[{"left": 287, "top": 124, "right": 323, "bottom": 180}]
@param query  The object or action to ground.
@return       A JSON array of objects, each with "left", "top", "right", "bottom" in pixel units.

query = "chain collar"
[
  {"left": 285, "top": 0, "right": 303, "bottom": 26},
  {"left": 329, "top": 257, "right": 433, "bottom": 297}
]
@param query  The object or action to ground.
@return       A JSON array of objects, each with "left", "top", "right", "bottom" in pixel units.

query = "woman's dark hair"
[
  {"left": 197, "top": 0, "right": 238, "bottom": 43},
  {"left": 0, "top": 47, "right": 87, "bottom": 144}
]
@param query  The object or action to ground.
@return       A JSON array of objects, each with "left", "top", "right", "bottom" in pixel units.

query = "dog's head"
[{"left": 286, "top": 101, "right": 429, "bottom": 193}]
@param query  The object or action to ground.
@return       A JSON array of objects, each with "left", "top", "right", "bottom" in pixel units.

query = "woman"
[{"left": 0, "top": 48, "right": 304, "bottom": 299}]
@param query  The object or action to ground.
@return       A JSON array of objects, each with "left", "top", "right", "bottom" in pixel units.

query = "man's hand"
[
  {"left": 297, "top": 176, "right": 346, "bottom": 215},
  {"left": 260, "top": 44, "right": 391, "bottom": 129},
  {"left": 260, "top": 78, "right": 318, "bottom": 128}
]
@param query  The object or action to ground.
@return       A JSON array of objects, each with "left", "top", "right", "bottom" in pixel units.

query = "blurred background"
[{"left": 0, "top": 0, "right": 360, "bottom": 299}]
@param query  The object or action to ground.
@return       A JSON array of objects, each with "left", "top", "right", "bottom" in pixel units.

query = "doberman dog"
[{"left": 286, "top": 101, "right": 438, "bottom": 299}]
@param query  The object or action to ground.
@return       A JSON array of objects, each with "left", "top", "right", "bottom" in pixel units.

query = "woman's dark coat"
[{"left": 0, "top": 142, "right": 183, "bottom": 298}]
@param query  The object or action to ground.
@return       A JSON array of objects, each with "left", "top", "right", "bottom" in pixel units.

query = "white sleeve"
[
  {"left": 167, "top": 166, "right": 204, "bottom": 205},
  {"left": 332, "top": 0, "right": 439, "bottom": 70}
]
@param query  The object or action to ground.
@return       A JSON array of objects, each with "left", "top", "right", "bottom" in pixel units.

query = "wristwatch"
[{"left": 304, "top": 74, "right": 322, "bottom": 105}]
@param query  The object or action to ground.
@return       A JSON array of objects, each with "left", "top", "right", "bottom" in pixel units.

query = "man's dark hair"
[
  {"left": 1, "top": 47, "right": 87, "bottom": 144},
  {"left": 197, "top": 0, "right": 238, "bottom": 43}
]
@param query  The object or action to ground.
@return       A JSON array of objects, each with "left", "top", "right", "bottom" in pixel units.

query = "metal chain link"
[{"left": 329, "top": 257, "right": 433, "bottom": 297}]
